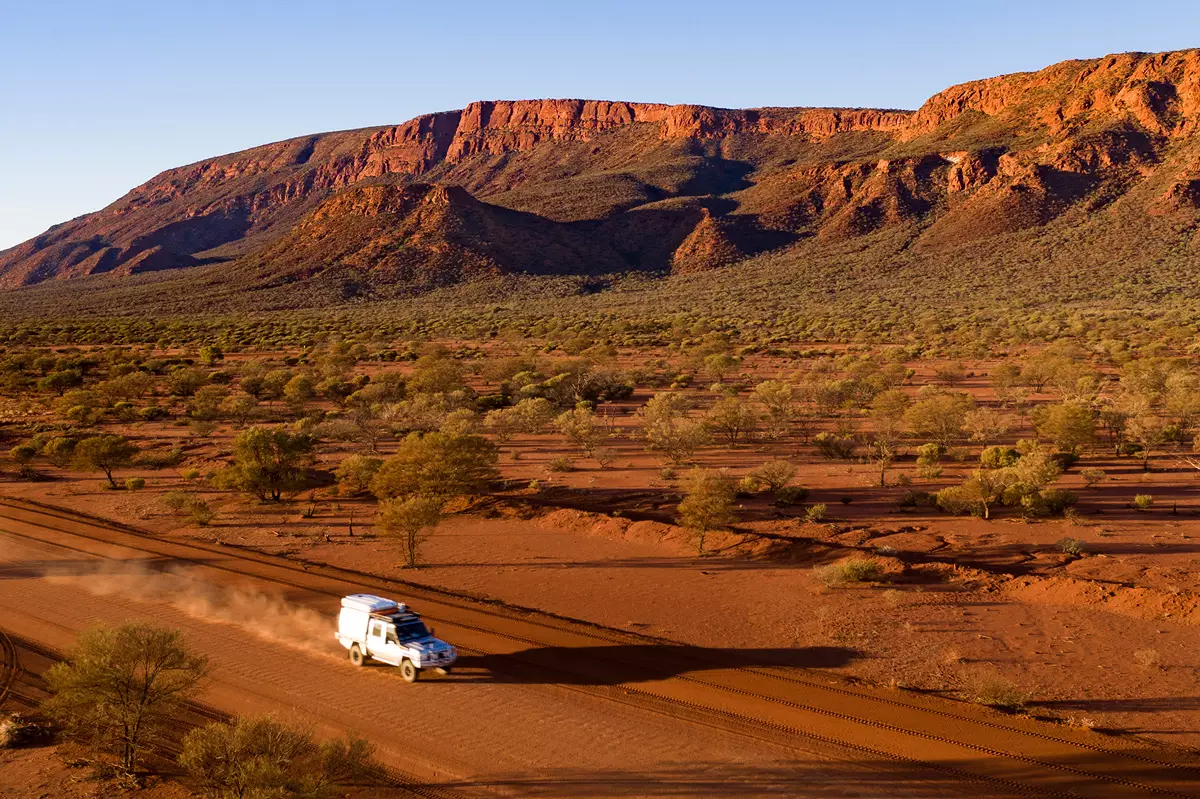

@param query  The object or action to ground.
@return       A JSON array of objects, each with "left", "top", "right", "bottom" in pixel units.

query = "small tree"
[
  {"left": 1032, "top": 402, "right": 1095, "bottom": 454},
  {"left": 746, "top": 460, "right": 797, "bottom": 494},
  {"left": 705, "top": 397, "right": 757, "bottom": 445},
  {"left": 866, "top": 437, "right": 897, "bottom": 487},
  {"left": 9, "top": 443, "right": 38, "bottom": 478},
  {"left": 43, "top": 623, "right": 208, "bottom": 773},
  {"left": 370, "top": 432, "right": 498, "bottom": 502},
  {"left": 904, "top": 393, "right": 973, "bottom": 448},
  {"left": 676, "top": 469, "right": 736, "bottom": 554},
  {"left": 73, "top": 435, "right": 138, "bottom": 488},
  {"left": 217, "top": 426, "right": 315, "bottom": 501},
  {"left": 1126, "top": 415, "right": 1168, "bottom": 471},
  {"left": 753, "top": 380, "right": 795, "bottom": 439},
  {"left": 915, "top": 442, "right": 945, "bottom": 480},
  {"left": 377, "top": 496, "right": 443, "bottom": 567},
  {"left": 554, "top": 405, "right": 606, "bottom": 458},
  {"left": 702, "top": 352, "right": 738, "bottom": 384},
  {"left": 180, "top": 715, "right": 373, "bottom": 799},
  {"left": 334, "top": 454, "right": 383, "bottom": 497}
]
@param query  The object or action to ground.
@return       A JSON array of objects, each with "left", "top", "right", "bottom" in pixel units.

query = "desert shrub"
[
  {"left": 40, "top": 436, "right": 78, "bottom": 468},
  {"left": 979, "top": 446, "right": 1019, "bottom": 469},
  {"left": 915, "top": 442, "right": 944, "bottom": 479},
  {"left": 898, "top": 489, "right": 938, "bottom": 508},
  {"left": 139, "top": 405, "right": 170, "bottom": 421},
  {"left": 548, "top": 456, "right": 575, "bottom": 472},
  {"left": 163, "top": 490, "right": 191, "bottom": 513},
  {"left": 180, "top": 715, "right": 374, "bottom": 799},
  {"left": 187, "top": 499, "right": 215, "bottom": 527},
  {"left": 554, "top": 405, "right": 607, "bottom": 457},
  {"left": 1057, "top": 536, "right": 1085, "bottom": 556},
  {"left": 805, "top": 502, "right": 828, "bottom": 523},
  {"left": 746, "top": 460, "right": 797, "bottom": 493},
  {"left": 813, "top": 432, "right": 856, "bottom": 460},
  {"left": 1050, "top": 451, "right": 1080, "bottom": 471},
  {"left": 124, "top": 477, "right": 146, "bottom": 491},
  {"left": 1133, "top": 493, "right": 1155, "bottom": 510},
  {"left": 135, "top": 446, "right": 185, "bottom": 470},
  {"left": 1080, "top": 468, "right": 1106, "bottom": 488},
  {"left": 774, "top": 486, "right": 809, "bottom": 506},
  {"left": 334, "top": 455, "right": 383, "bottom": 497},
  {"left": 1024, "top": 488, "right": 1078, "bottom": 517},
  {"left": 814, "top": 557, "right": 881, "bottom": 586},
  {"left": 962, "top": 670, "right": 1027, "bottom": 710}
]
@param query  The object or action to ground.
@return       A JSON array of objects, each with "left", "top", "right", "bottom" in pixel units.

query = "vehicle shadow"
[{"left": 438, "top": 644, "right": 860, "bottom": 686}]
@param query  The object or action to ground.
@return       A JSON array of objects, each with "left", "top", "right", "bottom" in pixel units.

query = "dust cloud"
[{"left": 44, "top": 561, "right": 340, "bottom": 656}]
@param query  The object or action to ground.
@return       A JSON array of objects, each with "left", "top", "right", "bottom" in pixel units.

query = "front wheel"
[
  {"left": 349, "top": 644, "right": 365, "bottom": 667},
  {"left": 399, "top": 659, "right": 420, "bottom": 683}
]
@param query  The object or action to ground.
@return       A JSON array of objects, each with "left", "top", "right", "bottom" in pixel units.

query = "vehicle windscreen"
[{"left": 394, "top": 619, "right": 430, "bottom": 642}]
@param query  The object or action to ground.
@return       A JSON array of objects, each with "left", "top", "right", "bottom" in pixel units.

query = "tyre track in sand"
[{"left": 3, "top": 496, "right": 1199, "bottom": 798}]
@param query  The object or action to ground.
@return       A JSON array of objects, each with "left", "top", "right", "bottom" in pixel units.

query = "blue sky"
[{"left": 3, "top": 0, "right": 1199, "bottom": 249}]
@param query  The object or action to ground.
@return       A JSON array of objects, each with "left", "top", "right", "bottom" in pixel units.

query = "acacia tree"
[
  {"left": 217, "top": 426, "right": 315, "bottom": 501},
  {"left": 752, "top": 380, "right": 795, "bottom": 440},
  {"left": 1032, "top": 402, "right": 1095, "bottom": 453},
  {"left": 370, "top": 432, "right": 499, "bottom": 502},
  {"left": 904, "top": 393, "right": 973, "bottom": 448},
  {"left": 676, "top": 469, "right": 736, "bottom": 554},
  {"left": 377, "top": 496, "right": 444, "bottom": 567},
  {"left": 44, "top": 623, "right": 208, "bottom": 773},
  {"left": 554, "top": 405, "right": 607, "bottom": 459},
  {"left": 706, "top": 397, "right": 757, "bottom": 445},
  {"left": 73, "top": 435, "right": 139, "bottom": 488}
]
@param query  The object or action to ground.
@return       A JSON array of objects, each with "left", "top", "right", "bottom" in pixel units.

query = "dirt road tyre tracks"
[{"left": 2, "top": 496, "right": 1199, "bottom": 798}]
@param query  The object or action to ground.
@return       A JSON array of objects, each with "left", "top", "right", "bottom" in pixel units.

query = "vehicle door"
[{"left": 367, "top": 619, "right": 401, "bottom": 665}]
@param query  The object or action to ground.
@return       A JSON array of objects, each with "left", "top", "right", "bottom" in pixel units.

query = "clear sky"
[{"left": 3, "top": 0, "right": 1199, "bottom": 249}]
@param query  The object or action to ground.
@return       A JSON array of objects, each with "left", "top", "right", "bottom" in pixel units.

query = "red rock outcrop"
[{"left": 7, "top": 48, "right": 1200, "bottom": 291}]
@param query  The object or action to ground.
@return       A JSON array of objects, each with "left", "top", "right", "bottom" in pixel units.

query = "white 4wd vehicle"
[{"left": 335, "top": 594, "right": 457, "bottom": 682}]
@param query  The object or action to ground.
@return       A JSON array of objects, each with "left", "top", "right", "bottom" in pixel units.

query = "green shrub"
[
  {"left": 1133, "top": 493, "right": 1155, "bottom": 510},
  {"left": 548, "top": 456, "right": 575, "bottom": 472},
  {"left": 814, "top": 432, "right": 856, "bottom": 460},
  {"left": 814, "top": 557, "right": 881, "bottom": 586},
  {"left": 774, "top": 486, "right": 809, "bottom": 506},
  {"left": 898, "top": 489, "right": 938, "bottom": 508},
  {"left": 124, "top": 477, "right": 146, "bottom": 491},
  {"left": 1057, "top": 537, "right": 1085, "bottom": 556},
  {"left": 805, "top": 502, "right": 828, "bottom": 523}
]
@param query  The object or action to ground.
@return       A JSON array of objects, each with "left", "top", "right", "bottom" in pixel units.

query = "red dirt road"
[{"left": 2, "top": 497, "right": 1198, "bottom": 798}]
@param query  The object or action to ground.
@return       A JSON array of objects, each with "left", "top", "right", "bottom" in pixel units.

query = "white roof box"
[{"left": 341, "top": 594, "right": 402, "bottom": 614}]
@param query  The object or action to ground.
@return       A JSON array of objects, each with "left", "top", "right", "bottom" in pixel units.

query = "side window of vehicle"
[{"left": 370, "top": 621, "right": 382, "bottom": 637}]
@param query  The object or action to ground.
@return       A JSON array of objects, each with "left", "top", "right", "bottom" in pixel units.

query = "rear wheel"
[
  {"left": 399, "top": 659, "right": 419, "bottom": 683},
  {"left": 349, "top": 644, "right": 365, "bottom": 667}
]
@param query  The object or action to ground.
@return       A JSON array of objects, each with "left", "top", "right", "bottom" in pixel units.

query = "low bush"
[
  {"left": 898, "top": 489, "right": 938, "bottom": 508},
  {"left": 124, "top": 477, "right": 146, "bottom": 491},
  {"left": 1133, "top": 494, "right": 1155, "bottom": 510},
  {"left": 814, "top": 557, "right": 881, "bottom": 587},
  {"left": 774, "top": 486, "right": 809, "bottom": 506}
]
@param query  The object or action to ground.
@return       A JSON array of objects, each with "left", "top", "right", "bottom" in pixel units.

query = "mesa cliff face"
[{"left": 5, "top": 48, "right": 1200, "bottom": 293}]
